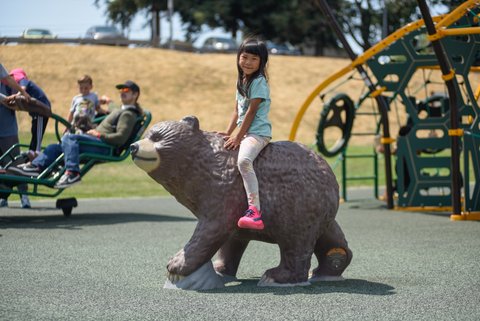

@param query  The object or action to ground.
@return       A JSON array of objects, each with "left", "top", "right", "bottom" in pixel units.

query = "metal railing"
[{"left": 0, "top": 37, "right": 195, "bottom": 52}]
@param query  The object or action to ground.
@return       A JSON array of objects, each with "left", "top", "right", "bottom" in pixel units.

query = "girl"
[
  {"left": 221, "top": 38, "right": 272, "bottom": 230},
  {"left": 8, "top": 68, "right": 51, "bottom": 161}
]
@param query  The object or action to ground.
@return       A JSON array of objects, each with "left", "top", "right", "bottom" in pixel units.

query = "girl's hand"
[
  {"left": 18, "top": 90, "right": 31, "bottom": 102},
  {"left": 4, "top": 94, "right": 17, "bottom": 104},
  {"left": 224, "top": 135, "right": 241, "bottom": 150}
]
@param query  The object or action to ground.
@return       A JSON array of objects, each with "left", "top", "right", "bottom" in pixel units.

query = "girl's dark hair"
[{"left": 236, "top": 37, "right": 269, "bottom": 98}]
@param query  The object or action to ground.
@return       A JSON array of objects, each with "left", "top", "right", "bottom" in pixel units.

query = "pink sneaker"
[{"left": 238, "top": 205, "right": 264, "bottom": 230}]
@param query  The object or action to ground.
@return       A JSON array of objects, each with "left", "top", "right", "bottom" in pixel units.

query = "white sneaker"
[
  {"left": 21, "top": 195, "right": 31, "bottom": 209},
  {"left": 0, "top": 198, "right": 8, "bottom": 207}
]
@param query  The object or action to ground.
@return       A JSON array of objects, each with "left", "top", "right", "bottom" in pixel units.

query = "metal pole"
[
  {"left": 382, "top": 0, "right": 388, "bottom": 38},
  {"left": 168, "top": 0, "right": 174, "bottom": 49},
  {"left": 315, "top": 0, "right": 394, "bottom": 209},
  {"left": 416, "top": 0, "right": 462, "bottom": 215}
]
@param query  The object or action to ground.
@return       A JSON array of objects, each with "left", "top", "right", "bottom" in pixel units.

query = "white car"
[{"left": 21, "top": 28, "right": 56, "bottom": 39}]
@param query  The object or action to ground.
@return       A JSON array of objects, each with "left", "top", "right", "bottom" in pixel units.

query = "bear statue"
[{"left": 131, "top": 116, "right": 352, "bottom": 290}]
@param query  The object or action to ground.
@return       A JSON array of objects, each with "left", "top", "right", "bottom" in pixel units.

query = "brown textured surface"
[
  {"left": 0, "top": 95, "right": 52, "bottom": 118},
  {"left": 132, "top": 116, "right": 352, "bottom": 284}
]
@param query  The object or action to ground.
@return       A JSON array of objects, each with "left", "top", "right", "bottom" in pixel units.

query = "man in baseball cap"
[
  {"left": 115, "top": 80, "right": 140, "bottom": 94},
  {"left": 10, "top": 79, "right": 143, "bottom": 189}
]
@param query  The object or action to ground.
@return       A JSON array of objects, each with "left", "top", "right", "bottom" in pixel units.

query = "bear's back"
[{"left": 256, "top": 141, "right": 336, "bottom": 186}]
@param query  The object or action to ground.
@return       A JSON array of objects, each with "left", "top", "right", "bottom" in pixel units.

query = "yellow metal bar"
[
  {"left": 380, "top": 137, "right": 395, "bottom": 144},
  {"left": 394, "top": 206, "right": 453, "bottom": 212},
  {"left": 448, "top": 128, "right": 464, "bottom": 136},
  {"left": 427, "top": 30, "right": 444, "bottom": 41},
  {"left": 441, "top": 26, "right": 480, "bottom": 36},
  {"left": 441, "top": 69, "right": 456, "bottom": 81},
  {"left": 436, "top": 0, "right": 480, "bottom": 29},
  {"left": 428, "top": 27, "right": 480, "bottom": 42},
  {"left": 369, "top": 86, "right": 387, "bottom": 98},
  {"left": 451, "top": 212, "right": 480, "bottom": 221}
]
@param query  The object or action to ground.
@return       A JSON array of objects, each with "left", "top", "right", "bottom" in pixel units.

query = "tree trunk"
[{"left": 151, "top": 8, "right": 161, "bottom": 47}]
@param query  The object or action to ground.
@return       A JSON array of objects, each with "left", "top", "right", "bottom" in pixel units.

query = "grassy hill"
[
  {"left": 2, "top": 44, "right": 354, "bottom": 145},
  {"left": 2, "top": 44, "right": 397, "bottom": 199}
]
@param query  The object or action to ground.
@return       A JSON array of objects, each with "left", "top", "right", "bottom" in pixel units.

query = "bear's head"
[
  {"left": 131, "top": 116, "right": 201, "bottom": 174},
  {"left": 132, "top": 116, "right": 239, "bottom": 207}
]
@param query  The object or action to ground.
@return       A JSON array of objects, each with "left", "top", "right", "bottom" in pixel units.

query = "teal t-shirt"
[{"left": 236, "top": 75, "right": 272, "bottom": 138}]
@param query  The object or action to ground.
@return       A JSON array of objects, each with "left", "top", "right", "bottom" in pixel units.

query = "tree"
[
  {"left": 94, "top": 0, "right": 167, "bottom": 45},
  {"left": 174, "top": 0, "right": 345, "bottom": 55},
  {"left": 96, "top": 0, "right": 463, "bottom": 55},
  {"left": 338, "top": 0, "right": 462, "bottom": 51}
]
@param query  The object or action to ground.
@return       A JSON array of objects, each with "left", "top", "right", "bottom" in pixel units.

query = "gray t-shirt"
[
  {"left": 0, "top": 83, "right": 18, "bottom": 137},
  {"left": 0, "top": 63, "right": 9, "bottom": 79},
  {"left": 70, "top": 92, "right": 99, "bottom": 121}
]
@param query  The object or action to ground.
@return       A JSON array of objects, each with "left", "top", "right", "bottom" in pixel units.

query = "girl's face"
[{"left": 239, "top": 52, "right": 260, "bottom": 77}]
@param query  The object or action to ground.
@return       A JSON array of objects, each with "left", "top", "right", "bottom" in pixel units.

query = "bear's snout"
[
  {"left": 131, "top": 138, "right": 160, "bottom": 173},
  {"left": 130, "top": 143, "right": 139, "bottom": 158}
]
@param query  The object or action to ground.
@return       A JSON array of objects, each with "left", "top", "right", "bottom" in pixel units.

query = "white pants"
[{"left": 237, "top": 134, "right": 270, "bottom": 210}]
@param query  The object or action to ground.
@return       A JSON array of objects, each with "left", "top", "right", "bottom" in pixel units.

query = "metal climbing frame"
[{"left": 290, "top": 0, "right": 480, "bottom": 217}]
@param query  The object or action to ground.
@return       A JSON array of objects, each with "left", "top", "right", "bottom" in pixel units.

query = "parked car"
[
  {"left": 266, "top": 41, "right": 301, "bottom": 56},
  {"left": 199, "top": 37, "right": 237, "bottom": 53},
  {"left": 85, "top": 25, "right": 126, "bottom": 41},
  {"left": 20, "top": 28, "right": 56, "bottom": 39}
]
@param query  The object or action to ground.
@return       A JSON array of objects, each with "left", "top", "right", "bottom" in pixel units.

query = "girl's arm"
[
  {"left": 222, "top": 102, "right": 238, "bottom": 136},
  {"left": 224, "top": 98, "right": 261, "bottom": 150},
  {"left": 64, "top": 111, "right": 74, "bottom": 134},
  {"left": 67, "top": 111, "right": 74, "bottom": 123},
  {"left": 95, "top": 101, "right": 109, "bottom": 115},
  {"left": 4, "top": 78, "right": 31, "bottom": 101},
  {"left": 219, "top": 102, "right": 238, "bottom": 136}
]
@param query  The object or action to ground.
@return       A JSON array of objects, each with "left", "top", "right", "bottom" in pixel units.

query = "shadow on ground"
[
  {"left": 0, "top": 212, "right": 196, "bottom": 230},
  {"left": 205, "top": 278, "right": 395, "bottom": 296}
]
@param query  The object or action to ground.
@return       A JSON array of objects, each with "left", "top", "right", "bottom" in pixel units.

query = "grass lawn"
[
  {"left": 7, "top": 132, "right": 168, "bottom": 201},
  {"left": 6, "top": 133, "right": 386, "bottom": 202}
]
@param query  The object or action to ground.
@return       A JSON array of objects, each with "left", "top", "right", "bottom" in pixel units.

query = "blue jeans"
[{"left": 32, "top": 134, "right": 110, "bottom": 173}]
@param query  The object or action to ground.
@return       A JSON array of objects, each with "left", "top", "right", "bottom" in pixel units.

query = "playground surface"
[{"left": 1, "top": 190, "right": 479, "bottom": 321}]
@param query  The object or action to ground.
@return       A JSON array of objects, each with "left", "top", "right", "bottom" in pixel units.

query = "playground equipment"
[
  {"left": 0, "top": 96, "right": 151, "bottom": 216},
  {"left": 291, "top": 0, "right": 480, "bottom": 220}
]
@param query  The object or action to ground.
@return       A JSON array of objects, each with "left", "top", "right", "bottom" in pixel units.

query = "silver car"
[
  {"left": 85, "top": 25, "right": 126, "bottom": 41},
  {"left": 200, "top": 37, "right": 237, "bottom": 53}
]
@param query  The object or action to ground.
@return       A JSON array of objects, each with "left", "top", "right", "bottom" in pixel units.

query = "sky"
[
  {"left": 0, "top": 0, "right": 451, "bottom": 52},
  {"left": 0, "top": 0, "right": 230, "bottom": 47}
]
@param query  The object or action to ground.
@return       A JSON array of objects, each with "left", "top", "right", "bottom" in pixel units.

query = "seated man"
[{"left": 9, "top": 80, "right": 143, "bottom": 189}]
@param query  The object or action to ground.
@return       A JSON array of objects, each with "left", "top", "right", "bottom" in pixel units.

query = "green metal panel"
[{"left": 358, "top": 10, "right": 480, "bottom": 210}]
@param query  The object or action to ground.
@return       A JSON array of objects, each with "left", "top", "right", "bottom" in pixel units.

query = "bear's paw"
[{"left": 164, "top": 261, "right": 225, "bottom": 291}]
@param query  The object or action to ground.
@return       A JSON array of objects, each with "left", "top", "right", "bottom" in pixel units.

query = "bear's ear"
[{"left": 181, "top": 116, "right": 200, "bottom": 131}]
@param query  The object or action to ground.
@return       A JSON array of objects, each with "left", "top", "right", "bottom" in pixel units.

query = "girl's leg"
[
  {"left": 237, "top": 134, "right": 270, "bottom": 210},
  {"left": 29, "top": 115, "right": 48, "bottom": 159}
]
